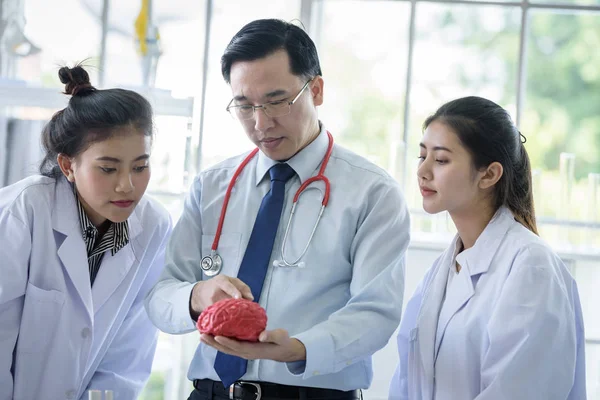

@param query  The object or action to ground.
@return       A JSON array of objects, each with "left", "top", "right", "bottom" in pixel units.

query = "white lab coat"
[
  {"left": 389, "top": 207, "right": 586, "bottom": 400},
  {"left": 0, "top": 176, "right": 172, "bottom": 400}
]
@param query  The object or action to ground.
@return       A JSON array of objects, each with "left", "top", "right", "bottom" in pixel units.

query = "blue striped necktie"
[{"left": 214, "top": 162, "right": 295, "bottom": 387}]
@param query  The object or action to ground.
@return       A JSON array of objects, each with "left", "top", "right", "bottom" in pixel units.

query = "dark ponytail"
[
  {"left": 424, "top": 96, "right": 538, "bottom": 234},
  {"left": 507, "top": 143, "right": 537, "bottom": 234},
  {"left": 40, "top": 64, "right": 154, "bottom": 178}
]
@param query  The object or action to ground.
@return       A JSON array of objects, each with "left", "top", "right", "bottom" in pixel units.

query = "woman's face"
[
  {"left": 417, "top": 120, "right": 486, "bottom": 216},
  {"left": 60, "top": 127, "right": 152, "bottom": 227}
]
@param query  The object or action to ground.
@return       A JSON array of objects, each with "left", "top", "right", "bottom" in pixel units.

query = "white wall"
[{"left": 363, "top": 246, "right": 441, "bottom": 400}]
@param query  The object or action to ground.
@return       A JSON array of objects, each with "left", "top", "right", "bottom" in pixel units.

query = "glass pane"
[
  {"left": 409, "top": 3, "right": 521, "bottom": 231},
  {"left": 199, "top": 0, "right": 302, "bottom": 170},
  {"left": 142, "top": 333, "right": 192, "bottom": 400},
  {"left": 97, "top": 1, "right": 206, "bottom": 194},
  {"left": 103, "top": 0, "right": 206, "bottom": 92},
  {"left": 153, "top": 1, "right": 207, "bottom": 96},
  {"left": 103, "top": 30, "right": 143, "bottom": 88},
  {"left": 523, "top": 11, "right": 600, "bottom": 247},
  {"left": 101, "top": 0, "right": 206, "bottom": 91},
  {"left": 524, "top": 11, "right": 600, "bottom": 177},
  {"left": 148, "top": 115, "right": 194, "bottom": 193},
  {"left": 18, "top": 0, "right": 102, "bottom": 86},
  {"left": 315, "top": 0, "right": 409, "bottom": 183}
]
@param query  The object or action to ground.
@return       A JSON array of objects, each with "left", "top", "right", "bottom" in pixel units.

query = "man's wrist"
[
  {"left": 289, "top": 338, "right": 307, "bottom": 362},
  {"left": 189, "top": 282, "right": 202, "bottom": 321}
]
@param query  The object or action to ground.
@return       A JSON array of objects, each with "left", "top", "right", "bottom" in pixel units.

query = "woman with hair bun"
[
  {"left": 389, "top": 96, "right": 586, "bottom": 400},
  {"left": 0, "top": 65, "right": 172, "bottom": 400}
]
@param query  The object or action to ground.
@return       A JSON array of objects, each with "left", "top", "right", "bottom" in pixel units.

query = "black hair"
[
  {"left": 221, "top": 18, "right": 322, "bottom": 83},
  {"left": 424, "top": 96, "right": 538, "bottom": 234},
  {"left": 39, "top": 64, "right": 154, "bottom": 178}
]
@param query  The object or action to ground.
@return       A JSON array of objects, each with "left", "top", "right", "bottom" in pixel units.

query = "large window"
[
  {"left": 309, "top": 1, "right": 600, "bottom": 398},
  {"left": 311, "top": 0, "right": 600, "bottom": 253},
  {"left": 315, "top": 0, "right": 410, "bottom": 174},
  {"left": 198, "top": 0, "right": 303, "bottom": 170},
  {"left": 406, "top": 2, "right": 521, "bottom": 234}
]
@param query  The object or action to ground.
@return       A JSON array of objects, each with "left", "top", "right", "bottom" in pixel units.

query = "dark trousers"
[
  {"left": 187, "top": 386, "right": 228, "bottom": 400},
  {"left": 188, "top": 379, "right": 362, "bottom": 400}
]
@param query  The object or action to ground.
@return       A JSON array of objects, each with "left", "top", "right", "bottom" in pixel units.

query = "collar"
[
  {"left": 74, "top": 186, "right": 129, "bottom": 255},
  {"left": 454, "top": 206, "right": 515, "bottom": 276},
  {"left": 52, "top": 177, "right": 143, "bottom": 241},
  {"left": 450, "top": 235, "right": 464, "bottom": 261},
  {"left": 51, "top": 177, "right": 139, "bottom": 248},
  {"left": 255, "top": 122, "right": 330, "bottom": 186}
]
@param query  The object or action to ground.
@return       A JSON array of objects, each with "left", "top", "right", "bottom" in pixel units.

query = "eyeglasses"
[{"left": 226, "top": 79, "right": 313, "bottom": 121}]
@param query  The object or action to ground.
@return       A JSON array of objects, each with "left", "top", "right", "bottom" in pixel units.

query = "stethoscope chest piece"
[{"left": 201, "top": 253, "right": 222, "bottom": 276}]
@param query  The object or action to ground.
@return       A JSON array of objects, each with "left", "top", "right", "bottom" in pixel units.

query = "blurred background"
[{"left": 0, "top": 0, "right": 598, "bottom": 398}]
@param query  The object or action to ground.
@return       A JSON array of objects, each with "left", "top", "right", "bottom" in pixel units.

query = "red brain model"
[{"left": 197, "top": 298, "right": 267, "bottom": 341}]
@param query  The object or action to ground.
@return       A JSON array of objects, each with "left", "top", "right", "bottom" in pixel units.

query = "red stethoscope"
[{"left": 200, "top": 131, "right": 334, "bottom": 276}]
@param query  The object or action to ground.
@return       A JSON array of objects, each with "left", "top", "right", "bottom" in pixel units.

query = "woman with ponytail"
[
  {"left": 389, "top": 96, "right": 585, "bottom": 399},
  {"left": 0, "top": 65, "right": 172, "bottom": 399}
]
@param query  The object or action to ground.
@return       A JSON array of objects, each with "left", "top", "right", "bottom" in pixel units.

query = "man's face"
[{"left": 228, "top": 49, "right": 324, "bottom": 161}]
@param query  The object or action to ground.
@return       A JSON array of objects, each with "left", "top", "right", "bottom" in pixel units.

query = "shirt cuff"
[
  {"left": 286, "top": 327, "right": 335, "bottom": 379},
  {"left": 170, "top": 282, "right": 198, "bottom": 332}
]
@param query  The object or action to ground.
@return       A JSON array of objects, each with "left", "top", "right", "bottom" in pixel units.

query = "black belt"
[{"left": 193, "top": 379, "right": 362, "bottom": 400}]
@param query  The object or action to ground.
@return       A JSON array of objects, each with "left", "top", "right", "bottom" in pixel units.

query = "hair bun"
[{"left": 59, "top": 65, "right": 95, "bottom": 96}]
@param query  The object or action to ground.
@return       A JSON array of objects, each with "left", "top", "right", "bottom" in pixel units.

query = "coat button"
[
  {"left": 65, "top": 389, "right": 76, "bottom": 399},
  {"left": 81, "top": 328, "right": 91, "bottom": 338}
]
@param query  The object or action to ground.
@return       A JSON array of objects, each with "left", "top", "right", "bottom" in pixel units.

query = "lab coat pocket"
[
  {"left": 201, "top": 232, "right": 242, "bottom": 278},
  {"left": 17, "top": 283, "right": 65, "bottom": 353}
]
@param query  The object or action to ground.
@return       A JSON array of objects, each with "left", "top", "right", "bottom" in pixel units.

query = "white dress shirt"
[{"left": 146, "top": 124, "right": 411, "bottom": 390}]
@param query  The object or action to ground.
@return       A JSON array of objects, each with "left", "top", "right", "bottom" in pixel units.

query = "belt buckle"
[{"left": 229, "top": 381, "right": 262, "bottom": 400}]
